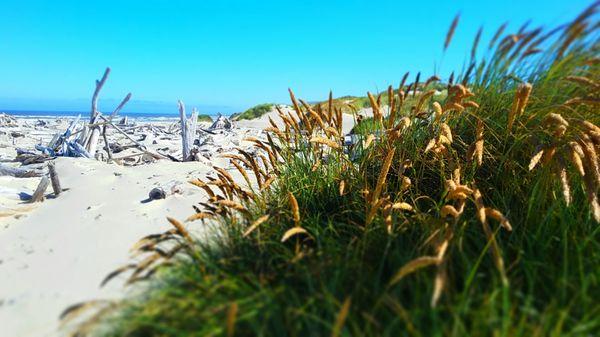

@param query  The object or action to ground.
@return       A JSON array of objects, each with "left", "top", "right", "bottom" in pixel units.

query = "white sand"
[
  {"left": 0, "top": 158, "right": 213, "bottom": 337},
  {"left": 0, "top": 111, "right": 360, "bottom": 337},
  {"left": 0, "top": 116, "right": 255, "bottom": 337},
  {"left": 235, "top": 105, "right": 359, "bottom": 135}
]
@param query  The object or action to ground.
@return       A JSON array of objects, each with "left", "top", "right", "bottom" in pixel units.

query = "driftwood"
[
  {"left": 102, "top": 125, "right": 112, "bottom": 160},
  {"left": 178, "top": 100, "right": 198, "bottom": 161},
  {"left": 148, "top": 187, "right": 166, "bottom": 200},
  {"left": 209, "top": 115, "right": 232, "bottom": 130},
  {"left": 142, "top": 184, "right": 183, "bottom": 203},
  {"left": 0, "top": 113, "right": 18, "bottom": 127},
  {"left": 109, "top": 93, "right": 132, "bottom": 121},
  {"left": 48, "top": 162, "right": 62, "bottom": 197},
  {"left": 15, "top": 153, "right": 51, "bottom": 165},
  {"left": 99, "top": 116, "right": 145, "bottom": 149},
  {"left": 0, "top": 163, "right": 41, "bottom": 177},
  {"left": 29, "top": 176, "right": 50, "bottom": 203},
  {"left": 87, "top": 122, "right": 102, "bottom": 157},
  {"left": 69, "top": 142, "right": 92, "bottom": 158},
  {"left": 85, "top": 68, "right": 111, "bottom": 156}
]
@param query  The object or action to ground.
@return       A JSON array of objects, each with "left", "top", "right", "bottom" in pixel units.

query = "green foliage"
[
  {"left": 234, "top": 103, "right": 274, "bottom": 120},
  {"left": 89, "top": 4, "right": 600, "bottom": 337},
  {"left": 197, "top": 114, "right": 213, "bottom": 123}
]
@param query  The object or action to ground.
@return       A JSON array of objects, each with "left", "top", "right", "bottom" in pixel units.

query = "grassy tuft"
[
  {"left": 233, "top": 103, "right": 275, "bottom": 120},
  {"left": 76, "top": 4, "right": 600, "bottom": 337},
  {"left": 197, "top": 114, "right": 214, "bottom": 123}
]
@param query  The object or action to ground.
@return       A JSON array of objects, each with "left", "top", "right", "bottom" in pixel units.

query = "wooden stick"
[
  {"left": 178, "top": 101, "right": 198, "bottom": 161},
  {"left": 178, "top": 100, "right": 189, "bottom": 160},
  {"left": 98, "top": 116, "right": 169, "bottom": 160},
  {"left": 109, "top": 93, "right": 132, "bottom": 121},
  {"left": 87, "top": 125, "right": 101, "bottom": 157},
  {"left": 69, "top": 142, "right": 92, "bottom": 158},
  {"left": 91, "top": 68, "right": 111, "bottom": 120},
  {"left": 102, "top": 124, "right": 112, "bottom": 160},
  {"left": 0, "top": 164, "right": 41, "bottom": 178},
  {"left": 111, "top": 152, "right": 146, "bottom": 160},
  {"left": 48, "top": 162, "right": 62, "bottom": 196},
  {"left": 98, "top": 115, "right": 146, "bottom": 149},
  {"left": 29, "top": 176, "right": 50, "bottom": 203}
]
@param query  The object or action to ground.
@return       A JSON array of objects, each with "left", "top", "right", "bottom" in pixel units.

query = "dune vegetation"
[
  {"left": 69, "top": 4, "right": 599, "bottom": 337},
  {"left": 232, "top": 103, "right": 275, "bottom": 121},
  {"left": 197, "top": 114, "right": 214, "bottom": 123}
]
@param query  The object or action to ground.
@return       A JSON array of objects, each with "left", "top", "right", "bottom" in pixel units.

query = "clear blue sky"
[{"left": 0, "top": 0, "right": 591, "bottom": 114}]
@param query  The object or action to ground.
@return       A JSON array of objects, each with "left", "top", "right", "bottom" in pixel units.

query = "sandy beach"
[{"left": 0, "top": 108, "right": 358, "bottom": 337}]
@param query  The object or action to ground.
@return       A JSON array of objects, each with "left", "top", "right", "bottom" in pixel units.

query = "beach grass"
[
  {"left": 232, "top": 103, "right": 275, "bottom": 121},
  {"left": 77, "top": 4, "right": 600, "bottom": 336},
  {"left": 197, "top": 114, "right": 214, "bottom": 123}
]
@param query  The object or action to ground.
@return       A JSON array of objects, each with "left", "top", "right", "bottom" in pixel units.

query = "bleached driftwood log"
[
  {"left": 86, "top": 68, "right": 111, "bottom": 157},
  {"left": 29, "top": 176, "right": 50, "bottom": 203},
  {"left": 209, "top": 115, "right": 233, "bottom": 130},
  {"left": 178, "top": 100, "right": 198, "bottom": 161},
  {"left": 102, "top": 125, "right": 112, "bottom": 160},
  {"left": 48, "top": 161, "right": 62, "bottom": 196},
  {"left": 0, "top": 164, "right": 41, "bottom": 178},
  {"left": 109, "top": 93, "right": 132, "bottom": 121}
]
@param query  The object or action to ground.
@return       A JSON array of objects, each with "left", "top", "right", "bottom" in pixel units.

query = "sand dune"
[{"left": 0, "top": 115, "right": 277, "bottom": 337}]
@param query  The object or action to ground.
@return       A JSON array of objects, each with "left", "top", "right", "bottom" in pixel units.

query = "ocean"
[{"left": 2, "top": 110, "right": 222, "bottom": 122}]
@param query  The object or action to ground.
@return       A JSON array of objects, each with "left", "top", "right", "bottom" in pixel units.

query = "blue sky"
[{"left": 0, "top": 0, "right": 591, "bottom": 114}]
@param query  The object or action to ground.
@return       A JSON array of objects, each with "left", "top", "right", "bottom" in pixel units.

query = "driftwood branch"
[
  {"left": 91, "top": 67, "right": 111, "bottom": 120},
  {"left": 48, "top": 162, "right": 62, "bottom": 196},
  {"left": 98, "top": 116, "right": 145, "bottom": 149},
  {"left": 0, "top": 164, "right": 41, "bottom": 178},
  {"left": 86, "top": 68, "right": 111, "bottom": 156},
  {"left": 29, "top": 176, "right": 50, "bottom": 203},
  {"left": 178, "top": 101, "right": 198, "bottom": 161},
  {"left": 102, "top": 125, "right": 112, "bottom": 160},
  {"left": 109, "top": 93, "right": 132, "bottom": 121}
]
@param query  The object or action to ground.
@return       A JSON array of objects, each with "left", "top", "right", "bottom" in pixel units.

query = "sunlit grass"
[{"left": 73, "top": 4, "right": 600, "bottom": 337}]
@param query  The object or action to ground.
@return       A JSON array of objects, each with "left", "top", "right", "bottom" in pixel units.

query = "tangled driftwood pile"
[{"left": 0, "top": 113, "right": 18, "bottom": 127}]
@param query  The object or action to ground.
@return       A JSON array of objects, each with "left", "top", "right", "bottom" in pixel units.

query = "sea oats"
[
  {"left": 529, "top": 148, "right": 545, "bottom": 170},
  {"left": 431, "top": 264, "right": 447, "bottom": 308},
  {"left": 444, "top": 14, "right": 460, "bottom": 51},
  {"left": 569, "top": 145, "right": 586, "bottom": 176},
  {"left": 559, "top": 165, "right": 572, "bottom": 206},
  {"left": 288, "top": 192, "right": 300, "bottom": 227},
  {"left": 471, "top": 26, "right": 483, "bottom": 59},
  {"left": 544, "top": 113, "right": 569, "bottom": 127},
  {"left": 261, "top": 175, "right": 276, "bottom": 191},
  {"left": 166, "top": 217, "right": 193, "bottom": 243},
  {"left": 392, "top": 202, "right": 413, "bottom": 211},
  {"left": 432, "top": 102, "right": 443, "bottom": 122},
  {"left": 339, "top": 180, "right": 346, "bottom": 196},
  {"left": 399, "top": 71, "right": 410, "bottom": 91},
  {"left": 463, "top": 101, "right": 480, "bottom": 109},
  {"left": 565, "top": 75, "right": 599, "bottom": 89},
  {"left": 389, "top": 256, "right": 439, "bottom": 286},
  {"left": 331, "top": 297, "right": 352, "bottom": 337},
  {"left": 440, "top": 123, "right": 453, "bottom": 143},
  {"left": 542, "top": 146, "right": 557, "bottom": 165},
  {"left": 226, "top": 302, "right": 238, "bottom": 337},
  {"left": 243, "top": 215, "right": 270, "bottom": 237},
  {"left": 401, "top": 176, "right": 412, "bottom": 190},
  {"left": 363, "top": 134, "right": 376, "bottom": 149},
  {"left": 185, "top": 212, "right": 213, "bottom": 223},
  {"left": 484, "top": 208, "right": 512, "bottom": 231},
  {"left": 367, "top": 92, "right": 381, "bottom": 121},
  {"left": 281, "top": 226, "right": 308, "bottom": 242},
  {"left": 441, "top": 205, "right": 460, "bottom": 218},
  {"left": 310, "top": 136, "right": 340, "bottom": 149}
]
